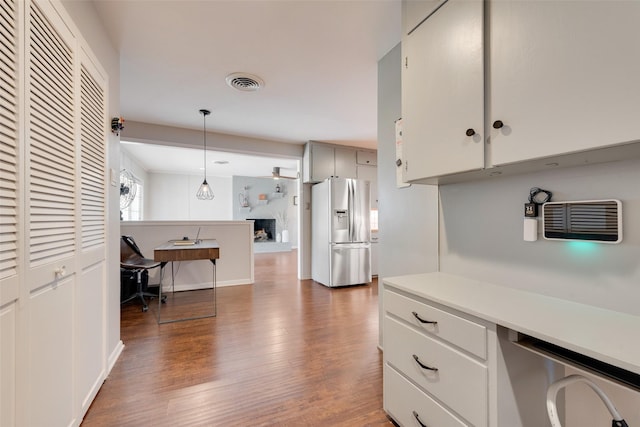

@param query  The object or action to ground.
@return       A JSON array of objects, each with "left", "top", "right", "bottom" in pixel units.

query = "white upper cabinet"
[
  {"left": 334, "top": 147, "right": 357, "bottom": 179},
  {"left": 489, "top": 0, "right": 640, "bottom": 165},
  {"left": 303, "top": 142, "right": 359, "bottom": 183},
  {"left": 356, "top": 149, "right": 377, "bottom": 166},
  {"left": 401, "top": 0, "right": 640, "bottom": 183},
  {"left": 402, "top": 0, "right": 447, "bottom": 35},
  {"left": 305, "top": 143, "right": 334, "bottom": 183},
  {"left": 402, "top": 0, "right": 484, "bottom": 181}
]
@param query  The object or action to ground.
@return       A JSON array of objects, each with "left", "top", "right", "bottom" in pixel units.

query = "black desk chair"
[{"left": 120, "top": 235, "right": 166, "bottom": 312}]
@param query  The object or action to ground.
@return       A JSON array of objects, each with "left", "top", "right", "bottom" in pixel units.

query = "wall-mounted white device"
[
  {"left": 523, "top": 218, "right": 538, "bottom": 242},
  {"left": 542, "top": 199, "right": 622, "bottom": 243}
]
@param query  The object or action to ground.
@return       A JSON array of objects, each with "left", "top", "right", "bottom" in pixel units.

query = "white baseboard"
[
  {"left": 161, "top": 279, "right": 253, "bottom": 293},
  {"left": 107, "top": 339, "right": 124, "bottom": 374}
]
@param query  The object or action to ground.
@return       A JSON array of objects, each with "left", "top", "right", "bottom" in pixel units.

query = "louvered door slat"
[
  {"left": 0, "top": 186, "right": 17, "bottom": 200},
  {"left": 29, "top": 36, "right": 73, "bottom": 88},
  {"left": 28, "top": 1, "right": 75, "bottom": 267},
  {"left": 0, "top": 109, "right": 18, "bottom": 130},
  {"left": 0, "top": 206, "right": 17, "bottom": 219},
  {"left": 0, "top": 159, "right": 17, "bottom": 176},
  {"left": 80, "top": 65, "right": 106, "bottom": 251},
  {"left": 0, "top": 223, "right": 16, "bottom": 235},
  {"left": 0, "top": 78, "right": 17, "bottom": 106},
  {"left": 0, "top": 241, "right": 17, "bottom": 255},
  {"left": 29, "top": 7, "right": 72, "bottom": 69},
  {"left": 0, "top": 132, "right": 17, "bottom": 149},
  {"left": 30, "top": 145, "right": 74, "bottom": 175},
  {"left": 81, "top": 169, "right": 102, "bottom": 183},
  {"left": 0, "top": 0, "right": 18, "bottom": 282},
  {"left": 30, "top": 63, "right": 74, "bottom": 116},
  {"left": 30, "top": 128, "right": 74, "bottom": 160},
  {"left": 30, "top": 83, "right": 74, "bottom": 131}
]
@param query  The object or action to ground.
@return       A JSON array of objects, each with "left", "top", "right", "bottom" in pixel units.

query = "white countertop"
[{"left": 383, "top": 272, "right": 640, "bottom": 376}]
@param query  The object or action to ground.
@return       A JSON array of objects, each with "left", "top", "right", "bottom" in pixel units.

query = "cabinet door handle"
[
  {"left": 412, "top": 411, "right": 428, "bottom": 427},
  {"left": 412, "top": 311, "right": 437, "bottom": 325},
  {"left": 465, "top": 128, "right": 476, "bottom": 137},
  {"left": 492, "top": 120, "right": 504, "bottom": 129},
  {"left": 413, "top": 354, "right": 438, "bottom": 372}
]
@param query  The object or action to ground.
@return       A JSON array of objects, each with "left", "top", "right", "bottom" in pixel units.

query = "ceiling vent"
[{"left": 225, "top": 73, "right": 264, "bottom": 92}]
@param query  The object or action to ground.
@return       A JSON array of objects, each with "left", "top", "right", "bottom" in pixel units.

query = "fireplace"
[{"left": 250, "top": 218, "right": 276, "bottom": 242}]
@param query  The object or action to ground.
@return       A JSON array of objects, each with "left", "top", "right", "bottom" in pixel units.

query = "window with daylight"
[
  {"left": 370, "top": 208, "right": 378, "bottom": 232},
  {"left": 122, "top": 181, "right": 143, "bottom": 221}
]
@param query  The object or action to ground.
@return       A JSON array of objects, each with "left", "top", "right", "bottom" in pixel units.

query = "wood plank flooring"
[{"left": 82, "top": 250, "right": 393, "bottom": 426}]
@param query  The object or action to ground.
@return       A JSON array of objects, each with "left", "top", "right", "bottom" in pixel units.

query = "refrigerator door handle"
[{"left": 348, "top": 179, "right": 355, "bottom": 242}]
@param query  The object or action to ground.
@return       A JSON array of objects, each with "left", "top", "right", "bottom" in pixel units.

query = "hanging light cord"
[{"left": 200, "top": 109, "right": 210, "bottom": 178}]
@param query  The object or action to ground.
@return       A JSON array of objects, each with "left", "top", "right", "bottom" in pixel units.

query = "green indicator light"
[{"left": 566, "top": 240, "right": 600, "bottom": 254}]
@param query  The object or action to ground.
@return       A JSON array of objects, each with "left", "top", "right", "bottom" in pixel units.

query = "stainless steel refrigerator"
[{"left": 311, "top": 178, "right": 371, "bottom": 287}]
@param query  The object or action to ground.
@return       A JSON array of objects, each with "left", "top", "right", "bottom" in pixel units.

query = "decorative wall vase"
[{"left": 282, "top": 229, "right": 289, "bottom": 243}]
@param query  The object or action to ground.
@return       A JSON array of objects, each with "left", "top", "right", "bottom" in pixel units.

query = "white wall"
[
  {"left": 439, "top": 158, "right": 640, "bottom": 315},
  {"left": 146, "top": 173, "right": 232, "bottom": 220},
  {"left": 120, "top": 147, "right": 148, "bottom": 188},
  {"left": 438, "top": 158, "right": 640, "bottom": 426},
  {"left": 377, "top": 44, "right": 439, "bottom": 347},
  {"left": 121, "top": 221, "right": 254, "bottom": 288}
]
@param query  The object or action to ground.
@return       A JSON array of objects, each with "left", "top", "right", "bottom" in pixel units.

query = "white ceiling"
[{"left": 92, "top": 0, "right": 401, "bottom": 156}]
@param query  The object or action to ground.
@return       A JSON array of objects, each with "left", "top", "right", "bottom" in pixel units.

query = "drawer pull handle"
[
  {"left": 413, "top": 354, "right": 438, "bottom": 372},
  {"left": 412, "top": 411, "right": 428, "bottom": 427},
  {"left": 412, "top": 311, "right": 437, "bottom": 325}
]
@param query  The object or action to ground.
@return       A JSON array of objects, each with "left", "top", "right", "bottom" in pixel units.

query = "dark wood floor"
[{"left": 82, "top": 250, "right": 393, "bottom": 426}]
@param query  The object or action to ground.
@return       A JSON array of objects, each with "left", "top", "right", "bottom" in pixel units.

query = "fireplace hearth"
[{"left": 250, "top": 218, "right": 276, "bottom": 242}]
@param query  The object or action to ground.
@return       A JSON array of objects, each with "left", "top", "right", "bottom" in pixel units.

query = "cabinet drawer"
[
  {"left": 384, "top": 364, "right": 468, "bottom": 427},
  {"left": 385, "top": 289, "right": 487, "bottom": 359},
  {"left": 385, "top": 316, "right": 488, "bottom": 427}
]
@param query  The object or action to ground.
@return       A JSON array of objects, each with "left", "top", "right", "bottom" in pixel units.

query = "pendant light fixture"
[{"left": 196, "top": 109, "right": 215, "bottom": 200}]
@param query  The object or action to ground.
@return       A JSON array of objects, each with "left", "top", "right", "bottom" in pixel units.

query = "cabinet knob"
[
  {"left": 492, "top": 120, "right": 504, "bottom": 129},
  {"left": 54, "top": 265, "right": 66, "bottom": 277},
  {"left": 465, "top": 128, "right": 476, "bottom": 137}
]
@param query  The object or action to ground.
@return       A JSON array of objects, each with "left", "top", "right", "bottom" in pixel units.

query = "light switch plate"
[{"left": 110, "top": 168, "right": 118, "bottom": 187}]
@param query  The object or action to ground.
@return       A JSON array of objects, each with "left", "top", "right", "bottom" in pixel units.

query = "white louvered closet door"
[
  {"left": 76, "top": 49, "right": 107, "bottom": 415},
  {"left": 24, "top": 1, "right": 77, "bottom": 425},
  {"left": 0, "top": 0, "right": 19, "bottom": 425}
]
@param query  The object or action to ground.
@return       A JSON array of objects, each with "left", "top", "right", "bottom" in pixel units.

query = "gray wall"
[
  {"left": 377, "top": 44, "right": 439, "bottom": 347},
  {"left": 439, "top": 158, "right": 640, "bottom": 315},
  {"left": 232, "top": 176, "right": 299, "bottom": 246}
]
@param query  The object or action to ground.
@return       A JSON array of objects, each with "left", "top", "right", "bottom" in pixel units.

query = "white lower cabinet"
[
  {"left": 385, "top": 316, "right": 488, "bottom": 426},
  {"left": 384, "top": 287, "right": 490, "bottom": 426},
  {"left": 384, "top": 364, "right": 467, "bottom": 427},
  {"left": 383, "top": 285, "right": 557, "bottom": 427}
]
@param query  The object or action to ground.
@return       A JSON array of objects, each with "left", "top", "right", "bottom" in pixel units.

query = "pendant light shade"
[{"left": 196, "top": 109, "right": 215, "bottom": 200}]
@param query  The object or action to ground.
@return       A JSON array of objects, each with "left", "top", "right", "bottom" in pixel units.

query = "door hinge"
[{"left": 405, "top": 57, "right": 409, "bottom": 69}]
